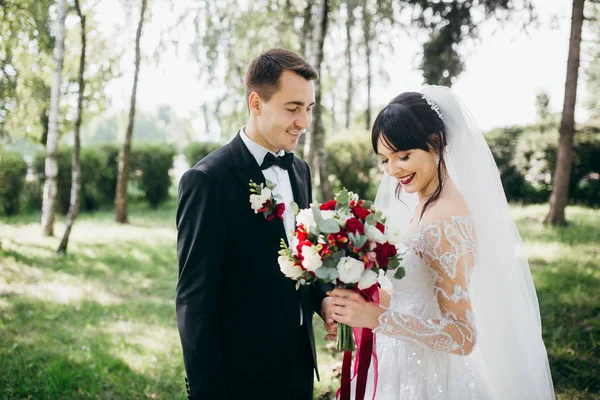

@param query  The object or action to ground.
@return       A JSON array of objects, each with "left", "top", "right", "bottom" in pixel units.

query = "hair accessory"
[{"left": 421, "top": 94, "right": 444, "bottom": 121}]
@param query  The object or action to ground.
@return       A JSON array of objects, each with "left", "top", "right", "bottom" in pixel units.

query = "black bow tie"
[{"left": 260, "top": 152, "right": 294, "bottom": 170}]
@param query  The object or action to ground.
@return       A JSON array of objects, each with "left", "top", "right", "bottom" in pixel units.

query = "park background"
[{"left": 0, "top": 0, "right": 599, "bottom": 398}]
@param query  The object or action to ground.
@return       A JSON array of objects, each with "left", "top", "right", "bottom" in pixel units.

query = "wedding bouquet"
[{"left": 278, "top": 188, "right": 405, "bottom": 351}]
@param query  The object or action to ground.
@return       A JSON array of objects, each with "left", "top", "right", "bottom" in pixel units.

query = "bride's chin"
[{"left": 399, "top": 184, "right": 418, "bottom": 194}]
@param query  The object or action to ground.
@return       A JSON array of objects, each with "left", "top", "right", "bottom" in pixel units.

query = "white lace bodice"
[{"left": 373, "top": 215, "right": 477, "bottom": 356}]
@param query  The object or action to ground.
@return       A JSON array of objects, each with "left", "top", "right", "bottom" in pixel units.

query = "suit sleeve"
[
  {"left": 176, "top": 168, "right": 229, "bottom": 399},
  {"left": 303, "top": 160, "right": 333, "bottom": 317}
]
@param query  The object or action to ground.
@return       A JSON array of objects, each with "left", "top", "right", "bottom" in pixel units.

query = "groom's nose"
[{"left": 295, "top": 111, "right": 310, "bottom": 130}]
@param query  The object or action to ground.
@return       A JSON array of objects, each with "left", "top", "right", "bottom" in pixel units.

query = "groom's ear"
[{"left": 248, "top": 92, "right": 262, "bottom": 115}]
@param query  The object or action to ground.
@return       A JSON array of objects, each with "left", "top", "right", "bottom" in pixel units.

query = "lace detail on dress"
[{"left": 373, "top": 216, "right": 478, "bottom": 356}]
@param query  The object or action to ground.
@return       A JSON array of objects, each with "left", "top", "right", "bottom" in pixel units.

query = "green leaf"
[
  {"left": 318, "top": 219, "right": 340, "bottom": 234},
  {"left": 311, "top": 205, "right": 324, "bottom": 224},
  {"left": 322, "top": 258, "right": 336, "bottom": 269},
  {"left": 362, "top": 200, "right": 373, "bottom": 209},
  {"left": 295, "top": 281, "right": 301, "bottom": 290},
  {"left": 265, "top": 179, "right": 277, "bottom": 191},
  {"left": 335, "top": 188, "right": 349, "bottom": 206},
  {"left": 387, "top": 257, "right": 400, "bottom": 270},
  {"left": 329, "top": 250, "right": 345, "bottom": 265},
  {"left": 365, "top": 213, "right": 378, "bottom": 225},
  {"left": 393, "top": 267, "right": 406, "bottom": 280},
  {"left": 356, "top": 237, "right": 368, "bottom": 249},
  {"left": 315, "top": 267, "right": 339, "bottom": 281},
  {"left": 348, "top": 232, "right": 367, "bottom": 249},
  {"left": 290, "top": 201, "right": 299, "bottom": 215}
]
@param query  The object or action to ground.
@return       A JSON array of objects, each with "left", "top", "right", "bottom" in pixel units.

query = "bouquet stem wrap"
[{"left": 338, "top": 284, "right": 379, "bottom": 400}]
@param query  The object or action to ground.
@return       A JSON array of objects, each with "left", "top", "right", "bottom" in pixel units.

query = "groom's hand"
[{"left": 321, "top": 296, "right": 338, "bottom": 340}]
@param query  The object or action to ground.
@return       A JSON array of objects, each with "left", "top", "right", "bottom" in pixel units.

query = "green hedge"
[
  {"left": 326, "top": 131, "right": 381, "bottom": 200},
  {"left": 32, "top": 144, "right": 175, "bottom": 213},
  {"left": 486, "top": 124, "right": 600, "bottom": 205},
  {"left": 131, "top": 145, "right": 176, "bottom": 208},
  {"left": 0, "top": 150, "right": 28, "bottom": 216},
  {"left": 33, "top": 147, "right": 119, "bottom": 215},
  {"left": 184, "top": 142, "right": 221, "bottom": 166}
]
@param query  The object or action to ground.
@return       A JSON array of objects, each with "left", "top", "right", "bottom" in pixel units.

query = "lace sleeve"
[{"left": 373, "top": 216, "right": 477, "bottom": 356}]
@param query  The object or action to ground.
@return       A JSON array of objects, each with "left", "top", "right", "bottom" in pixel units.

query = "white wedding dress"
[
  {"left": 356, "top": 86, "right": 556, "bottom": 400},
  {"left": 372, "top": 214, "right": 489, "bottom": 399}
]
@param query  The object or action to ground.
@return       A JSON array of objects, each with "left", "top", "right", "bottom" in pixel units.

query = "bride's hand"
[
  {"left": 379, "top": 288, "right": 391, "bottom": 308},
  {"left": 327, "top": 288, "right": 386, "bottom": 330}
]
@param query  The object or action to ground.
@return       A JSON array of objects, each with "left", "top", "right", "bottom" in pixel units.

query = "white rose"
[
  {"left": 249, "top": 194, "right": 264, "bottom": 212},
  {"left": 358, "top": 269, "right": 378, "bottom": 290},
  {"left": 365, "top": 224, "right": 386, "bottom": 244},
  {"left": 385, "top": 228, "right": 403, "bottom": 246},
  {"left": 296, "top": 208, "right": 316, "bottom": 231},
  {"left": 278, "top": 256, "right": 303, "bottom": 279},
  {"left": 259, "top": 188, "right": 272, "bottom": 203},
  {"left": 301, "top": 246, "right": 323, "bottom": 272},
  {"left": 336, "top": 257, "right": 365, "bottom": 284}
]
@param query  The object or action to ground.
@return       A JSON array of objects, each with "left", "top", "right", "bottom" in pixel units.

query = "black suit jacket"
[{"left": 176, "top": 133, "right": 328, "bottom": 399}]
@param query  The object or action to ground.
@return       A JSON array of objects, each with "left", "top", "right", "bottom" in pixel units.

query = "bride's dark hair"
[{"left": 371, "top": 92, "right": 448, "bottom": 220}]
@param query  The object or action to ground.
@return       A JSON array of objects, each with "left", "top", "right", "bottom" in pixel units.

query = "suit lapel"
[
  {"left": 228, "top": 133, "right": 288, "bottom": 242},
  {"left": 288, "top": 158, "right": 308, "bottom": 210}
]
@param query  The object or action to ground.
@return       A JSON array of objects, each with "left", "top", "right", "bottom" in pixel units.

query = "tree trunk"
[
  {"left": 545, "top": 0, "right": 585, "bottom": 226},
  {"left": 298, "top": 0, "right": 314, "bottom": 150},
  {"left": 363, "top": 1, "right": 373, "bottom": 131},
  {"left": 58, "top": 0, "right": 85, "bottom": 254},
  {"left": 115, "top": 0, "right": 147, "bottom": 224},
  {"left": 304, "top": 0, "right": 332, "bottom": 202},
  {"left": 300, "top": 0, "right": 314, "bottom": 60},
  {"left": 41, "top": 0, "right": 67, "bottom": 236},
  {"left": 345, "top": 6, "right": 354, "bottom": 130}
]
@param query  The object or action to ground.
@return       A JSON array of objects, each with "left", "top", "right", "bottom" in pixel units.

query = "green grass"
[{"left": 1, "top": 203, "right": 598, "bottom": 399}]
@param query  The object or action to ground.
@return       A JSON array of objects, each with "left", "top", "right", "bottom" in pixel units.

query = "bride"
[{"left": 327, "top": 86, "right": 555, "bottom": 399}]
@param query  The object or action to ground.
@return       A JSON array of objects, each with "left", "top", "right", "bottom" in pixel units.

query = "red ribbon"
[{"left": 337, "top": 284, "right": 380, "bottom": 400}]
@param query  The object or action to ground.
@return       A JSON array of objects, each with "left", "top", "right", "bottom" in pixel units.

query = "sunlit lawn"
[{"left": 1, "top": 202, "right": 598, "bottom": 399}]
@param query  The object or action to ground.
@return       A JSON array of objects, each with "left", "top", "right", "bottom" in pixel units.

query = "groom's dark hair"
[{"left": 245, "top": 48, "right": 318, "bottom": 108}]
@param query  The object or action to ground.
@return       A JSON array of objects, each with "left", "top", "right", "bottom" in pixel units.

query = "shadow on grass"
[{"left": 0, "top": 294, "right": 186, "bottom": 400}]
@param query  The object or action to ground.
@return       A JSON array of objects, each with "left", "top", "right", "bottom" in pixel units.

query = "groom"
[{"left": 176, "top": 48, "right": 335, "bottom": 399}]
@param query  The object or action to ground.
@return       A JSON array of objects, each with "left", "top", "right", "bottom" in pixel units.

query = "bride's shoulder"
[{"left": 420, "top": 188, "right": 470, "bottom": 228}]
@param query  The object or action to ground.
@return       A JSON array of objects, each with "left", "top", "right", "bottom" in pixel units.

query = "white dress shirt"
[{"left": 239, "top": 128, "right": 303, "bottom": 324}]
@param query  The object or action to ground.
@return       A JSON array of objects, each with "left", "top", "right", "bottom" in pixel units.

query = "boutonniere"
[{"left": 249, "top": 179, "right": 285, "bottom": 221}]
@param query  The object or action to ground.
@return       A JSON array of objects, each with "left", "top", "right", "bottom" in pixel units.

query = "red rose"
[
  {"left": 375, "top": 242, "right": 397, "bottom": 268},
  {"left": 297, "top": 226, "right": 308, "bottom": 241},
  {"left": 320, "top": 200, "right": 337, "bottom": 211},
  {"left": 376, "top": 222, "right": 385, "bottom": 233},
  {"left": 352, "top": 206, "right": 371, "bottom": 221},
  {"left": 345, "top": 218, "right": 364, "bottom": 235},
  {"left": 275, "top": 203, "right": 285, "bottom": 220}
]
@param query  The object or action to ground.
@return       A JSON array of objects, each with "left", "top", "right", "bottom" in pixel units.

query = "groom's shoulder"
[
  {"left": 293, "top": 155, "right": 310, "bottom": 175},
  {"left": 187, "top": 144, "right": 232, "bottom": 180}
]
